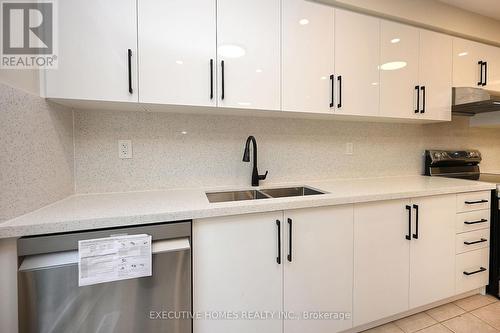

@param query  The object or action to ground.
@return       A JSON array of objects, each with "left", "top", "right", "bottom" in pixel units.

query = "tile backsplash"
[{"left": 74, "top": 109, "right": 500, "bottom": 193}]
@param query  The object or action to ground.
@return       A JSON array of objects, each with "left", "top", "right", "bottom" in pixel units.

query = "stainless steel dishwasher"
[{"left": 17, "top": 221, "right": 192, "bottom": 333}]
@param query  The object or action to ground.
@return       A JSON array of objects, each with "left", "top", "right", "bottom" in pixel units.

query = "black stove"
[{"left": 425, "top": 150, "right": 500, "bottom": 299}]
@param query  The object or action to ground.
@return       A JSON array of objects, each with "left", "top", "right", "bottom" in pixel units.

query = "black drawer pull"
[
  {"left": 478, "top": 61, "right": 484, "bottom": 86},
  {"left": 464, "top": 238, "right": 487, "bottom": 245},
  {"left": 405, "top": 205, "right": 412, "bottom": 240},
  {"left": 287, "top": 218, "right": 293, "bottom": 262},
  {"left": 464, "top": 219, "right": 488, "bottom": 225},
  {"left": 414, "top": 85, "right": 420, "bottom": 113},
  {"left": 127, "top": 49, "right": 133, "bottom": 94},
  {"left": 276, "top": 220, "right": 281, "bottom": 264},
  {"left": 463, "top": 267, "right": 487, "bottom": 276},
  {"left": 412, "top": 204, "right": 419, "bottom": 239},
  {"left": 465, "top": 200, "right": 488, "bottom": 205},
  {"left": 329, "top": 74, "right": 334, "bottom": 108},
  {"left": 210, "top": 59, "right": 214, "bottom": 100},
  {"left": 337, "top": 75, "right": 342, "bottom": 108}
]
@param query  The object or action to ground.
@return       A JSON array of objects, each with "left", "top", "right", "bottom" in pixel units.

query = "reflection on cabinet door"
[
  {"left": 335, "top": 9, "right": 380, "bottom": 116},
  {"left": 44, "top": 0, "right": 138, "bottom": 102},
  {"left": 353, "top": 199, "right": 410, "bottom": 326},
  {"left": 138, "top": 0, "right": 216, "bottom": 106},
  {"left": 282, "top": 0, "right": 334, "bottom": 113},
  {"left": 409, "top": 195, "right": 456, "bottom": 308},
  {"left": 284, "top": 206, "right": 353, "bottom": 333},
  {"left": 419, "top": 30, "right": 452, "bottom": 121},
  {"left": 193, "top": 212, "right": 283, "bottom": 333},
  {"left": 483, "top": 45, "right": 500, "bottom": 91},
  {"left": 380, "top": 20, "right": 419, "bottom": 119},
  {"left": 217, "top": 0, "right": 281, "bottom": 111}
]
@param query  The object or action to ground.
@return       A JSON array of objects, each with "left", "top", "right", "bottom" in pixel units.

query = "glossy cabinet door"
[
  {"left": 334, "top": 9, "right": 380, "bottom": 116},
  {"left": 418, "top": 30, "right": 452, "bottom": 121},
  {"left": 217, "top": 0, "right": 281, "bottom": 110},
  {"left": 380, "top": 20, "right": 420, "bottom": 119},
  {"left": 282, "top": 0, "right": 334, "bottom": 113},
  {"left": 452, "top": 38, "right": 485, "bottom": 88},
  {"left": 409, "top": 195, "right": 456, "bottom": 308},
  {"left": 138, "top": 0, "right": 216, "bottom": 106},
  {"left": 44, "top": 0, "right": 137, "bottom": 102},
  {"left": 193, "top": 212, "right": 283, "bottom": 333},
  {"left": 284, "top": 206, "right": 353, "bottom": 333},
  {"left": 353, "top": 199, "right": 410, "bottom": 326},
  {"left": 482, "top": 45, "right": 500, "bottom": 91}
]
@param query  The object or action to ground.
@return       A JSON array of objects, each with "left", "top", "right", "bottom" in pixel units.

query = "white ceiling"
[{"left": 438, "top": 0, "right": 500, "bottom": 20}]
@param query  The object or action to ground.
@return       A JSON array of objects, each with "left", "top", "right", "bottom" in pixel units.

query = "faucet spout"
[{"left": 243, "top": 136, "right": 268, "bottom": 187}]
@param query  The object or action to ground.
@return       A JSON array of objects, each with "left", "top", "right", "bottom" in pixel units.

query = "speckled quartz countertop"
[{"left": 0, "top": 176, "right": 495, "bottom": 238}]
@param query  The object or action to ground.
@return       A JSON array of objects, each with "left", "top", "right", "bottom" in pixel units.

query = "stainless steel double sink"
[{"left": 206, "top": 186, "right": 326, "bottom": 203}]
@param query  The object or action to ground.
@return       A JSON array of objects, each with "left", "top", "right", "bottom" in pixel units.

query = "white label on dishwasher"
[{"left": 78, "top": 234, "right": 152, "bottom": 286}]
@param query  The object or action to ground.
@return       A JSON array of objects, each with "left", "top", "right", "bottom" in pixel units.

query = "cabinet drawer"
[
  {"left": 456, "top": 210, "right": 490, "bottom": 233},
  {"left": 456, "top": 229, "right": 490, "bottom": 254},
  {"left": 456, "top": 248, "right": 489, "bottom": 294},
  {"left": 456, "top": 191, "right": 491, "bottom": 213}
]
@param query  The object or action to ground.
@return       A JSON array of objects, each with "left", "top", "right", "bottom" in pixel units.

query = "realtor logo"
[{"left": 1, "top": 0, "right": 57, "bottom": 68}]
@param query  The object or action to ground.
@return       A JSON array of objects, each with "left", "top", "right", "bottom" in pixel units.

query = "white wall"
[
  {"left": 314, "top": 0, "right": 500, "bottom": 45},
  {"left": 73, "top": 110, "right": 500, "bottom": 193}
]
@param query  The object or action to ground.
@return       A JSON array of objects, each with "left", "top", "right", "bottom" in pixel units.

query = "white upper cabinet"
[
  {"left": 334, "top": 9, "right": 380, "bottom": 116},
  {"left": 284, "top": 206, "right": 353, "bottom": 333},
  {"left": 380, "top": 20, "right": 420, "bottom": 119},
  {"left": 409, "top": 195, "right": 456, "bottom": 308},
  {"left": 482, "top": 44, "right": 500, "bottom": 91},
  {"left": 353, "top": 199, "right": 410, "bottom": 327},
  {"left": 418, "top": 30, "right": 452, "bottom": 121},
  {"left": 282, "top": 0, "right": 334, "bottom": 113},
  {"left": 217, "top": 0, "right": 281, "bottom": 110},
  {"left": 453, "top": 38, "right": 486, "bottom": 88},
  {"left": 193, "top": 212, "right": 283, "bottom": 333},
  {"left": 138, "top": 0, "right": 216, "bottom": 106},
  {"left": 44, "top": 0, "right": 138, "bottom": 102}
]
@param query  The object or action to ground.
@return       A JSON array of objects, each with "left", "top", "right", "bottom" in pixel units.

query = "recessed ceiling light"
[
  {"left": 380, "top": 61, "right": 407, "bottom": 71},
  {"left": 299, "top": 18, "right": 309, "bottom": 25},
  {"left": 390, "top": 38, "right": 401, "bottom": 44}
]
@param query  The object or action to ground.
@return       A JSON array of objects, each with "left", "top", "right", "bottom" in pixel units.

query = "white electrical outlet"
[
  {"left": 118, "top": 140, "right": 132, "bottom": 159},
  {"left": 345, "top": 142, "right": 354, "bottom": 155}
]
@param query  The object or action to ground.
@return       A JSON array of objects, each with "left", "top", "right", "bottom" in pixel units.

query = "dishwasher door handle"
[{"left": 19, "top": 237, "right": 190, "bottom": 272}]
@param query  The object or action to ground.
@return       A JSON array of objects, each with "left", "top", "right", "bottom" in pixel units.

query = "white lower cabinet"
[
  {"left": 354, "top": 194, "right": 457, "bottom": 324},
  {"left": 409, "top": 195, "right": 456, "bottom": 308},
  {"left": 193, "top": 212, "right": 283, "bottom": 333},
  {"left": 194, "top": 192, "right": 489, "bottom": 333},
  {"left": 353, "top": 199, "right": 411, "bottom": 326},
  {"left": 284, "top": 206, "right": 353, "bottom": 333}
]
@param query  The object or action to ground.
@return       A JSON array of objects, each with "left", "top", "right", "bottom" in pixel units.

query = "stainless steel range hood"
[{"left": 452, "top": 87, "right": 500, "bottom": 116}]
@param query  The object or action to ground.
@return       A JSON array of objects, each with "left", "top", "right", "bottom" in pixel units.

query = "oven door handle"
[{"left": 19, "top": 238, "right": 191, "bottom": 272}]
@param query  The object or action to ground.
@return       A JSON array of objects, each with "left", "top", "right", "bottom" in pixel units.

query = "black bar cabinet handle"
[
  {"left": 478, "top": 61, "right": 483, "bottom": 86},
  {"left": 412, "top": 204, "right": 419, "bottom": 239},
  {"left": 464, "top": 238, "right": 487, "bottom": 245},
  {"left": 329, "top": 74, "right": 334, "bottom": 108},
  {"left": 221, "top": 60, "right": 225, "bottom": 100},
  {"left": 464, "top": 219, "right": 488, "bottom": 225},
  {"left": 420, "top": 86, "right": 426, "bottom": 114},
  {"left": 483, "top": 61, "right": 488, "bottom": 86},
  {"left": 287, "top": 218, "right": 293, "bottom": 262},
  {"left": 337, "top": 75, "right": 342, "bottom": 108},
  {"left": 210, "top": 59, "right": 214, "bottom": 100},
  {"left": 276, "top": 220, "right": 281, "bottom": 264},
  {"left": 406, "top": 205, "right": 412, "bottom": 240},
  {"left": 464, "top": 267, "right": 487, "bottom": 276},
  {"left": 465, "top": 199, "right": 488, "bottom": 205},
  {"left": 415, "top": 86, "right": 420, "bottom": 113},
  {"left": 128, "top": 49, "right": 133, "bottom": 94}
]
